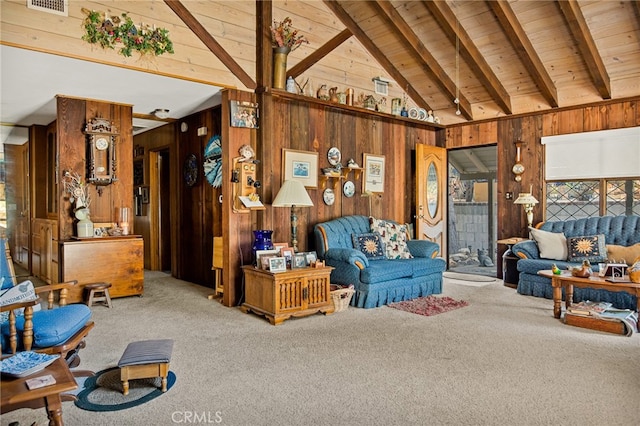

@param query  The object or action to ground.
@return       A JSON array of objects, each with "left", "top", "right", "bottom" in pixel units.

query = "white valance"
[{"left": 541, "top": 126, "right": 640, "bottom": 180}]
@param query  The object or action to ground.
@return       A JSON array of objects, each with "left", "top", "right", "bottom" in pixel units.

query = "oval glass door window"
[{"left": 426, "top": 162, "right": 438, "bottom": 218}]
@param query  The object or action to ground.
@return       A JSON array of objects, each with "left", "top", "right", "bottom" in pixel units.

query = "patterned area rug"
[
  {"left": 388, "top": 296, "right": 469, "bottom": 316},
  {"left": 74, "top": 367, "right": 176, "bottom": 412}
]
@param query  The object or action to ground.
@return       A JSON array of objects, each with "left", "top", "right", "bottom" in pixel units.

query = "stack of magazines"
[{"left": 567, "top": 300, "right": 638, "bottom": 336}]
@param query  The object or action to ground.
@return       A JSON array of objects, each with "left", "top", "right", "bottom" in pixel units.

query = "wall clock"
[
  {"left": 183, "top": 153, "right": 199, "bottom": 187},
  {"left": 323, "top": 188, "right": 335, "bottom": 205},
  {"left": 85, "top": 117, "right": 118, "bottom": 186}
]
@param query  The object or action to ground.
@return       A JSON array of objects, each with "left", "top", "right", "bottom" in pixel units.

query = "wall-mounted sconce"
[{"left": 514, "top": 187, "right": 539, "bottom": 228}]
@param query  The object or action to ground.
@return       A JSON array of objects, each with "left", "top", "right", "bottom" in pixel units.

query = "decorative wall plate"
[
  {"left": 183, "top": 153, "right": 198, "bottom": 187},
  {"left": 343, "top": 180, "right": 355, "bottom": 198},
  {"left": 408, "top": 108, "right": 419, "bottom": 119},
  {"left": 418, "top": 108, "right": 427, "bottom": 121},
  {"left": 323, "top": 188, "right": 335, "bottom": 205},
  {"left": 327, "top": 147, "right": 341, "bottom": 166}
]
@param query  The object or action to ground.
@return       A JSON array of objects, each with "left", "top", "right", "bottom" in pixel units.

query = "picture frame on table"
[
  {"left": 293, "top": 253, "right": 307, "bottom": 269},
  {"left": 281, "top": 249, "right": 294, "bottom": 268},
  {"left": 255, "top": 249, "right": 278, "bottom": 269},
  {"left": 230, "top": 100, "right": 259, "bottom": 128},
  {"left": 363, "top": 153, "right": 385, "bottom": 193},
  {"left": 269, "top": 257, "right": 287, "bottom": 273},
  {"left": 273, "top": 242, "right": 289, "bottom": 254},
  {"left": 282, "top": 149, "right": 318, "bottom": 188},
  {"left": 305, "top": 251, "right": 318, "bottom": 266}
]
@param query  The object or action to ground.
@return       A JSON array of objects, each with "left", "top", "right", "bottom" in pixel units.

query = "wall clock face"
[
  {"left": 95, "top": 137, "right": 109, "bottom": 151},
  {"left": 183, "top": 154, "right": 198, "bottom": 187},
  {"left": 323, "top": 188, "right": 335, "bottom": 205}
]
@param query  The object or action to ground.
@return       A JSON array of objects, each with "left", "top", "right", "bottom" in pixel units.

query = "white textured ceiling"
[{"left": 0, "top": 45, "right": 224, "bottom": 146}]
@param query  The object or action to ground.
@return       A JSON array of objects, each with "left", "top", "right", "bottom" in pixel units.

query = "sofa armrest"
[
  {"left": 324, "top": 248, "right": 369, "bottom": 269},
  {"left": 512, "top": 240, "right": 540, "bottom": 259},
  {"left": 406, "top": 240, "right": 440, "bottom": 258}
]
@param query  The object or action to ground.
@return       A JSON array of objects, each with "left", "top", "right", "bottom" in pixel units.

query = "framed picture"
[
  {"left": 282, "top": 149, "right": 318, "bottom": 188},
  {"left": 255, "top": 249, "right": 278, "bottom": 268},
  {"left": 269, "top": 257, "right": 287, "bottom": 273},
  {"left": 282, "top": 249, "right": 293, "bottom": 268},
  {"left": 230, "top": 100, "right": 259, "bottom": 128},
  {"left": 133, "top": 160, "right": 144, "bottom": 186},
  {"left": 305, "top": 251, "right": 317, "bottom": 266},
  {"left": 293, "top": 253, "right": 307, "bottom": 269},
  {"left": 273, "top": 242, "right": 289, "bottom": 254},
  {"left": 363, "top": 153, "right": 385, "bottom": 193}
]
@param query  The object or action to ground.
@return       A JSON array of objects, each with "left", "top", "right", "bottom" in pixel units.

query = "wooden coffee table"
[
  {"left": 1, "top": 357, "right": 78, "bottom": 426},
  {"left": 538, "top": 270, "right": 640, "bottom": 318}
]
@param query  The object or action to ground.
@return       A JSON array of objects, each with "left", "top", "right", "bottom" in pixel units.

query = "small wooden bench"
[{"left": 117, "top": 339, "right": 174, "bottom": 395}]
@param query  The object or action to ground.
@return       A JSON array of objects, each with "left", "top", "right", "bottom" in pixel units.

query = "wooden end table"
[
  {"left": 241, "top": 265, "right": 335, "bottom": 325},
  {"left": 538, "top": 269, "right": 640, "bottom": 318},
  {"left": 1, "top": 357, "right": 78, "bottom": 426}
]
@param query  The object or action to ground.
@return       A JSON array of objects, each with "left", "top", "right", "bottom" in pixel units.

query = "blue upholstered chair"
[{"left": 1, "top": 239, "right": 94, "bottom": 367}]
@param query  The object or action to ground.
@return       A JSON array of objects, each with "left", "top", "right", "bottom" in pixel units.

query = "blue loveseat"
[
  {"left": 314, "top": 215, "right": 446, "bottom": 308},
  {"left": 511, "top": 215, "right": 640, "bottom": 309}
]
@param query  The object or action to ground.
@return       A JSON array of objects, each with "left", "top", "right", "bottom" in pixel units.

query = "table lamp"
[
  {"left": 514, "top": 190, "right": 539, "bottom": 228},
  {"left": 272, "top": 179, "right": 314, "bottom": 252}
]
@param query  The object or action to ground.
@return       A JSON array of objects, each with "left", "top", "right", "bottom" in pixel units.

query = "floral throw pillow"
[
  {"left": 352, "top": 233, "right": 385, "bottom": 260},
  {"left": 369, "top": 217, "right": 413, "bottom": 259}
]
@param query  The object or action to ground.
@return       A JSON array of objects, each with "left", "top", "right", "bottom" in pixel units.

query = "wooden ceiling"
[
  {"left": 319, "top": 0, "right": 640, "bottom": 124},
  {"left": 2, "top": 1, "right": 640, "bottom": 127}
]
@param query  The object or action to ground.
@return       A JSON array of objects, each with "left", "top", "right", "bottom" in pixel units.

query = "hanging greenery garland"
[{"left": 81, "top": 8, "right": 174, "bottom": 57}]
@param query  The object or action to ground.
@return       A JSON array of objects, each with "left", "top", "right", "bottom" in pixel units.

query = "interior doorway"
[
  {"left": 447, "top": 145, "right": 497, "bottom": 278},
  {"left": 158, "top": 149, "right": 171, "bottom": 273}
]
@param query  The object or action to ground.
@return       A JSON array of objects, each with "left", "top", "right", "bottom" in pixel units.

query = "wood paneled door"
[{"left": 416, "top": 144, "right": 447, "bottom": 259}]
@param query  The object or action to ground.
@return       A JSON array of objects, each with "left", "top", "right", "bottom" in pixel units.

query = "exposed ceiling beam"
[
  {"left": 323, "top": 0, "right": 433, "bottom": 113},
  {"left": 488, "top": 0, "right": 559, "bottom": 108},
  {"left": 423, "top": 0, "right": 512, "bottom": 115},
  {"left": 372, "top": 0, "right": 472, "bottom": 120},
  {"left": 557, "top": 0, "right": 611, "bottom": 99},
  {"left": 461, "top": 150, "right": 490, "bottom": 173},
  {"left": 288, "top": 29, "right": 352, "bottom": 78},
  {"left": 163, "top": 0, "right": 256, "bottom": 90}
]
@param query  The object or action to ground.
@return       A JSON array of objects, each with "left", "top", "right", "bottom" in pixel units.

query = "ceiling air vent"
[{"left": 27, "top": 0, "right": 68, "bottom": 16}]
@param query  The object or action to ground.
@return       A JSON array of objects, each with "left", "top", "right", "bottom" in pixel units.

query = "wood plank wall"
[
  {"left": 56, "top": 96, "right": 134, "bottom": 240},
  {"left": 446, "top": 97, "right": 640, "bottom": 278},
  {"left": 221, "top": 90, "right": 441, "bottom": 306}
]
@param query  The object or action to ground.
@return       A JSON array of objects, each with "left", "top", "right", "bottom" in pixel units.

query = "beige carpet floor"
[{"left": 2, "top": 271, "right": 639, "bottom": 426}]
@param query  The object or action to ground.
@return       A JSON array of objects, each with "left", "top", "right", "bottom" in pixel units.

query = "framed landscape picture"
[
  {"left": 363, "top": 153, "right": 385, "bottom": 193},
  {"left": 282, "top": 149, "right": 318, "bottom": 188}
]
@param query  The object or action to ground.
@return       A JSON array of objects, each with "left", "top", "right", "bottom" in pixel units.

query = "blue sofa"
[
  {"left": 314, "top": 215, "right": 446, "bottom": 308},
  {"left": 511, "top": 215, "right": 640, "bottom": 309}
]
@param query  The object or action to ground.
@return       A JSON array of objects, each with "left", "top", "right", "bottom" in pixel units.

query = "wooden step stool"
[
  {"left": 85, "top": 282, "right": 112, "bottom": 308},
  {"left": 118, "top": 339, "right": 174, "bottom": 395}
]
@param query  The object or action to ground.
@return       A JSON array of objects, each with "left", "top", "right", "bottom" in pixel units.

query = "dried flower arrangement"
[
  {"left": 81, "top": 8, "right": 174, "bottom": 57},
  {"left": 270, "top": 17, "right": 309, "bottom": 51},
  {"left": 63, "top": 171, "right": 91, "bottom": 211}
]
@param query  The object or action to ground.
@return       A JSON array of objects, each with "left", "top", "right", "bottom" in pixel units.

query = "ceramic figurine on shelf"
[
  {"left": 286, "top": 76, "right": 296, "bottom": 93},
  {"left": 317, "top": 84, "right": 329, "bottom": 100}
]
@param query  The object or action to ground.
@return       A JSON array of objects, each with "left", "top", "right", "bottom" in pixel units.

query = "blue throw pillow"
[
  {"left": 352, "top": 233, "right": 385, "bottom": 260},
  {"left": 567, "top": 234, "right": 607, "bottom": 263}
]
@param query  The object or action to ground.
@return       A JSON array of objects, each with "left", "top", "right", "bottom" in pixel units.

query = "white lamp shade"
[
  {"left": 272, "top": 180, "right": 314, "bottom": 207},
  {"left": 514, "top": 193, "right": 539, "bottom": 205}
]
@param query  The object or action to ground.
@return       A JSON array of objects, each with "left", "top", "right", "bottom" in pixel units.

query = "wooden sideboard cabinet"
[
  {"left": 60, "top": 236, "right": 144, "bottom": 303},
  {"left": 240, "top": 265, "right": 335, "bottom": 325}
]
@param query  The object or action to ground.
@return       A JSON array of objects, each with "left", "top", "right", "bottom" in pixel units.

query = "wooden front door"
[{"left": 415, "top": 144, "right": 447, "bottom": 259}]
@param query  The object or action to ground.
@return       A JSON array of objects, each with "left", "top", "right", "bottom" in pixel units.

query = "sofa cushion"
[
  {"left": 566, "top": 234, "right": 606, "bottom": 263},
  {"left": 359, "top": 260, "right": 413, "bottom": 284},
  {"left": 351, "top": 233, "right": 385, "bottom": 260},
  {"left": 529, "top": 227, "right": 567, "bottom": 260},
  {"left": 1, "top": 304, "right": 92, "bottom": 350},
  {"left": 369, "top": 217, "right": 413, "bottom": 259},
  {"left": 606, "top": 243, "right": 640, "bottom": 265}
]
